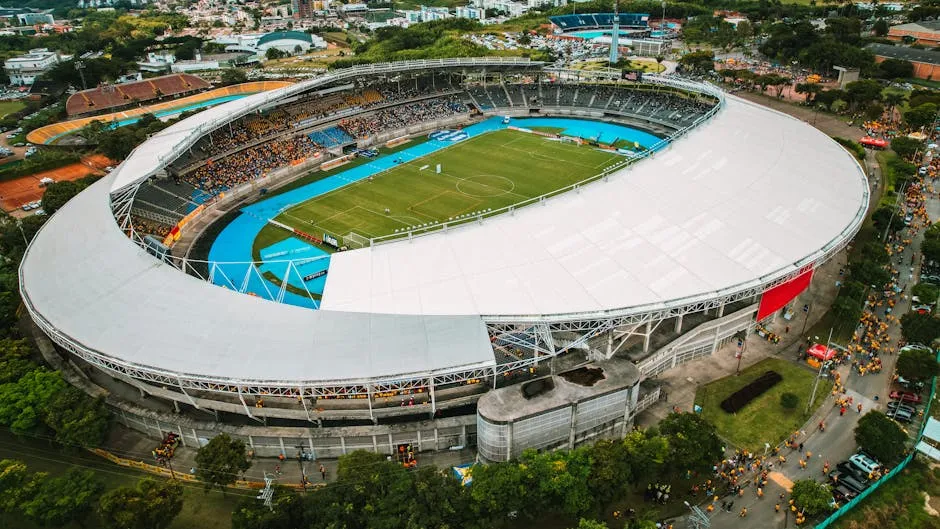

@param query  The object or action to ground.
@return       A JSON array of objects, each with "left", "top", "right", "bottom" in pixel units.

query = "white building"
[
  {"left": 469, "top": 0, "right": 530, "bottom": 17},
  {"left": 137, "top": 51, "right": 176, "bottom": 73},
  {"left": 4, "top": 48, "right": 64, "bottom": 86},
  {"left": 16, "top": 13, "right": 54, "bottom": 26},
  {"left": 455, "top": 6, "right": 485, "bottom": 20},
  {"left": 402, "top": 5, "right": 453, "bottom": 23}
]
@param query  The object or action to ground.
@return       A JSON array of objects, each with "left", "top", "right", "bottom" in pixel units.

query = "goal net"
[{"left": 343, "top": 232, "right": 369, "bottom": 249}]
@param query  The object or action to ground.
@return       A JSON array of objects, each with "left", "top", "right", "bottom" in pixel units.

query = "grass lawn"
[
  {"left": 906, "top": 77, "right": 940, "bottom": 90},
  {"left": 694, "top": 358, "right": 831, "bottom": 452},
  {"left": 0, "top": 428, "right": 239, "bottom": 529},
  {"left": 256, "top": 129, "right": 622, "bottom": 252},
  {"left": 0, "top": 100, "right": 24, "bottom": 119},
  {"left": 251, "top": 136, "right": 432, "bottom": 258}
]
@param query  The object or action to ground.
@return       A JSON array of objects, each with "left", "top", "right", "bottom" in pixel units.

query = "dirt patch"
[
  {"left": 522, "top": 377, "right": 555, "bottom": 399},
  {"left": 0, "top": 154, "right": 114, "bottom": 211},
  {"left": 559, "top": 366, "right": 606, "bottom": 387}
]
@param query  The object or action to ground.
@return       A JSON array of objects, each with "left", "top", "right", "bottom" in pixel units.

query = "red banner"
[{"left": 757, "top": 266, "right": 814, "bottom": 321}]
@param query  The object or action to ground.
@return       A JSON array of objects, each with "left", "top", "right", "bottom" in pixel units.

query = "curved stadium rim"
[{"left": 14, "top": 59, "right": 870, "bottom": 397}]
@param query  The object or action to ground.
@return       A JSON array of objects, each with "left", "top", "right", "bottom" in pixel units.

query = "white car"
[{"left": 849, "top": 454, "right": 881, "bottom": 475}]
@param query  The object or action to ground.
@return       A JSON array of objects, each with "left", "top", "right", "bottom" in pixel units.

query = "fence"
[{"left": 813, "top": 352, "right": 939, "bottom": 528}]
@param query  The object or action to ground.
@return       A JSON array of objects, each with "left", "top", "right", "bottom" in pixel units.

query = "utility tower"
[{"left": 609, "top": 0, "right": 620, "bottom": 64}]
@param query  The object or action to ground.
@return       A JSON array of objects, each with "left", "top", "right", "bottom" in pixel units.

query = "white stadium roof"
[
  {"left": 20, "top": 66, "right": 868, "bottom": 386},
  {"left": 321, "top": 96, "right": 868, "bottom": 319}
]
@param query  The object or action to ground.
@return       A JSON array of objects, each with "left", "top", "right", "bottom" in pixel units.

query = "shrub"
[
  {"left": 720, "top": 371, "right": 783, "bottom": 413},
  {"left": 780, "top": 392, "right": 799, "bottom": 410}
]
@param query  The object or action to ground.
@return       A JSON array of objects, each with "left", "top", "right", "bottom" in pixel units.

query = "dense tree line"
[
  {"left": 230, "top": 412, "right": 722, "bottom": 529},
  {"left": 0, "top": 460, "right": 184, "bottom": 529}
]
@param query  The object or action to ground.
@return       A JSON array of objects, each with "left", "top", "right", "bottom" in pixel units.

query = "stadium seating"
[
  {"left": 466, "top": 86, "right": 493, "bottom": 110},
  {"left": 549, "top": 13, "right": 650, "bottom": 31},
  {"left": 66, "top": 74, "right": 212, "bottom": 116},
  {"left": 485, "top": 85, "right": 510, "bottom": 108},
  {"left": 508, "top": 85, "right": 526, "bottom": 107},
  {"left": 309, "top": 126, "right": 355, "bottom": 148}
]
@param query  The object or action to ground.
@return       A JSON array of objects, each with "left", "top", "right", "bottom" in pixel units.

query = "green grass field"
[
  {"left": 255, "top": 129, "right": 623, "bottom": 252},
  {"left": 694, "top": 358, "right": 831, "bottom": 452},
  {"left": 0, "top": 100, "right": 24, "bottom": 119}
]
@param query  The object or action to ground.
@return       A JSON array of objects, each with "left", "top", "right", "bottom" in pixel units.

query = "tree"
[
  {"left": 231, "top": 486, "right": 303, "bottom": 529},
  {"left": 678, "top": 50, "right": 715, "bottom": 73},
  {"left": 901, "top": 312, "right": 940, "bottom": 346},
  {"left": 883, "top": 92, "right": 907, "bottom": 123},
  {"left": 0, "top": 368, "right": 67, "bottom": 434},
  {"left": 849, "top": 258, "right": 891, "bottom": 288},
  {"left": 194, "top": 433, "right": 251, "bottom": 491},
  {"left": 21, "top": 467, "right": 102, "bottom": 527},
  {"left": 872, "top": 206, "right": 905, "bottom": 236},
  {"left": 220, "top": 69, "right": 247, "bottom": 86},
  {"left": 42, "top": 385, "right": 110, "bottom": 447},
  {"left": 780, "top": 392, "right": 799, "bottom": 410},
  {"left": 659, "top": 412, "right": 723, "bottom": 474},
  {"left": 589, "top": 439, "right": 631, "bottom": 506},
  {"left": 573, "top": 519, "right": 608, "bottom": 529},
  {"left": 98, "top": 479, "right": 183, "bottom": 529},
  {"left": 891, "top": 136, "right": 923, "bottom": 160},
  {"left": 265, "top": 47, "right": 285, "bottom": 60},
  {"left": 856, "top": 411, "right": 908, "bottom": 464},
  {"left": 795, "top": 82, "right": 822, "bottom": 103},
  {"left": 0, "top": 459, "right": 30, "bottom": 514},
  {"left": 40, "top": 180, "right": 84, "bottom": 215},
  {"left": 904, "top": 103, "right": 938, "bottom": 130},
  {"left": 789, "top": 479, "right": 833, "bottom": 515},
  {"left": 913, "top": 283, "right": 939, "bottom": 305},
  {"left": 896, "top": 347, "right": 940, "bottom": 382},
  {"left": 845, "top": 79, "right": 883, "bottom": 110},
  {"left": 873, "top": 19, "right": 889, "bottom": 37},
  {"left": 879, "top": 59, "right": 915, "bottom": 80}
]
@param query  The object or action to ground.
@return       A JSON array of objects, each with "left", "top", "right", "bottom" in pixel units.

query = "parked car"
[
  {"left": 836, "top": 461, "right": 870, "bottom": 483},
  {"left": 887, "top": 402, "right": 918, "bottom": 414},
  {"left": 832, "top": 484, "right": 858, "bottom": 503},
  {"left": 849, "top": 453, "right": 881, "bottom": 475},
  {"left": 890, "top": 390, "right": 923, "bottom": 404},
  {"left": 887, "top": 408, "right": 914, "bottom": 423},
  {"left": 829, "top": 470, "right": 869, "bottom": 494}
]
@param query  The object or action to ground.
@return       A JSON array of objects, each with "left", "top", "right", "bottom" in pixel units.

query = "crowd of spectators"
[
  {"left": 186, "top": 135, "right": 318, "bottom": 195},
  {"left": 131, "top": 215, "right": 173, "bottom": 237},
  {"left": 339, "top": 97, "right": 468, "bottom": 139},
  {"left": 207, "top": 109, "right": 292, "bottom": 154}
]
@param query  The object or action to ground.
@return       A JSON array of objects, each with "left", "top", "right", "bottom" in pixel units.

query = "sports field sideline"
[{"left": 263, "top": 128, "right": 624, "bottom": 247}]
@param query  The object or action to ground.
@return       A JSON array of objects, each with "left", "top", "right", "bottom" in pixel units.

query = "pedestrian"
[
  {"left": 319, "top": 463, "right": 327, "bottom": 480},
  {"left": 798, "top": 442, "right": 804, "bottom": 452},
  {"left": 739, "top": 507, "right": 748, "bottom": 518},
  {"left": 840, "top": 406, "right": 846, "bottom": 416},
  {"left": 275, "top": 464, "right": 281, "bottom": 476},
  {"left": 775, "top": 503, "right": 781, "bottom": 513},
  {"left": 785, "top": 325, "right": 790, "bottom": 333},
  {"left": 857, "top": 403, "right": 863, "bottom": 414}
]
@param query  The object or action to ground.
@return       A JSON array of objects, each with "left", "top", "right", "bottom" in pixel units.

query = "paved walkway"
[{"left": 104, "top": 424, "right": 476, "bottom": 489}]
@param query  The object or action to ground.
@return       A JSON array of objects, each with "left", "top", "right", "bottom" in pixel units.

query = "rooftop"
[
  {"left": 258, "top": 30, "right": 313, "bottom": 45},
  {"left": 477, "top": 359, "right": 641, "bottom": 423},
  {"left": 889, "top": 20, "right": 940, "bottom": 34},
  {"left": 866, "top": 43, "right": 940, "bottom": 66}
]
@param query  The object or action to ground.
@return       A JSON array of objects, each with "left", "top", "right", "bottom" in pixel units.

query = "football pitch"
[{"left": 256, "top": 129, "right": 624, "bottom": 250}]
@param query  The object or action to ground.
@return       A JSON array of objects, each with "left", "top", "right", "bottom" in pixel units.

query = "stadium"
[{"left": 19, "top": 58, "right": 869, "bottom": 459}]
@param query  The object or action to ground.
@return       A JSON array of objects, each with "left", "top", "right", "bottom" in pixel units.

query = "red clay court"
[{"left": 0, "top": 154, "right": 113, "bottom": 212}]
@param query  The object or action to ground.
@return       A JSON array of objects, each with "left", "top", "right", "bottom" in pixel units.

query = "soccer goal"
[{"left": 343, "top": 232, "right": 370, "bottom": 249}]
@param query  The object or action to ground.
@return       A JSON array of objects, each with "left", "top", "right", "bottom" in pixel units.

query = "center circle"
[{"left": 456, "top": 174, "right": 516, "bottom": 197}]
